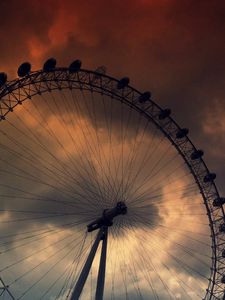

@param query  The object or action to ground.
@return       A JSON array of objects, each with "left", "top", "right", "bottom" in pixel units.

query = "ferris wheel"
[{"left": 0, "top": 58, "right": 224, "bottom": 300}]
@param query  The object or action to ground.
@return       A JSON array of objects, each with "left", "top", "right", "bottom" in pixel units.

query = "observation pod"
[
  {"left": 69, "top": 60, "right": 82, "bottom": 73},
  {"left": 213, "top": 197, "right": 225, "bottom": 207},
  {"left": 95, "top": 66, "right": 107, "bottom": 75},
  {"left": 221, "top": 275, "right": 225, "bottom": 284},
  {"left": 17, "top": 62, "right": 31, "bottom": 77},
  {"left": 219, "top": 223, "right": 225, "bottom": 233},
  {"left": 139, "top": 91, "right": 151, "bottom": 103},
  {"left": 204, "top": 173, "right": 216, "bottom": 183},
  {"left": 43, "top": 58, "right": 57, "bottom": 71},
  {"left": 159, "top": 108, "right": 171, "bottom": 120},
  {"left": 0, "top": 72, "right": 7, "bottom": 87},
  {"left": 92, "top": 66, "right": 107, "bottom": 82},
  {"left": 117, "top": 77, "right": 129, "bottom": 89},
  {"left": 176, "top": 128, "right": 189, "bottom": 139},
  {"left": 191, "top": 149, "right": 204, "bottom": 160}
]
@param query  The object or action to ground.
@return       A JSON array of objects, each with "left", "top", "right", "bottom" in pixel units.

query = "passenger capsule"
[
  {"left": 117, "top": 77, "right": 129, "bottom": 89},
  {"left": 95, "top": 66, "right": 106, "bottom": 75},
  {"left": 158, "top": 109, "right": 171, "bottom": 120},
  {"left": 204, "top": 173, "right": 216, "bottom": 183},
  {"left": 43, "top": 58, "right": 57, "bottom": 71},
  {"left": 213, "top": 197, "right": 225, "bottom": 207},
  {"left": 222, "top": 250, "right": 225, "bottom": 258},
  {"left": 17, "top": 62, "right": 31, "bottom": 77},
  {"left": 219, "top": 223, "right": 225, "bottom": 233},
  {"left": 191, "top": 149, "right": 204, "bottom": 160},
  {"left": 69, "top": 60, "right": 82, "bottom": 73},
  {"left": 139, "top": 91, "right": 151, "bottom": 103},
  {"left": 0, "top": 72, "right": 7, "bottom": 86},
  {"left": 176, "top": 128, "right": 189, "bottom": 139}
]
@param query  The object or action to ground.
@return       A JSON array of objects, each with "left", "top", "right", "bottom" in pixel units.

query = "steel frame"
[{"left": 0, "top": 68, "right": 224, "bottom": 299}]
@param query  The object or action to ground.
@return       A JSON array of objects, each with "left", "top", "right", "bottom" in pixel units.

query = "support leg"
[
  {"left": 95, "top": 226, "right": 108, "bottom": 300},
  {"left": 70, "top": 228, "right": 103, "bottom": 300}
]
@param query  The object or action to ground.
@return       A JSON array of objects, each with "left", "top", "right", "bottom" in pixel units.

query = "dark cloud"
[
  {"left": 0, "top": 0, "right": 224, "bottom": 194},
  {"left": 0, "top": 1, "right": 223, "bottom": 298}
]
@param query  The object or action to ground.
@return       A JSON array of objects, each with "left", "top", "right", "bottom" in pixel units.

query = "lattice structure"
[{"left": 0, "top": 64, "right": 224, "bottom": 299}]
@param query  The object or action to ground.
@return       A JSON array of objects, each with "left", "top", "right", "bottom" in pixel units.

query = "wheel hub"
[{"left": 87, "top": 201, "right": 127, "bottom": 232}]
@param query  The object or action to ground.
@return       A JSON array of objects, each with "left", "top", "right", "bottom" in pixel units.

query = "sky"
[
  {"left": 0, "top": 0, "right": 224, "bottom": 191},
  {"left": 0, "top": 0, "right": 224, "bottom": 299}
]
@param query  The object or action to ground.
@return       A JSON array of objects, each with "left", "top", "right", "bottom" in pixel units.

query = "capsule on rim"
[
  {"left": 95, "top": 66, "right": 106, "bottom": 75},
  {"left": 18, "top": 62, "right": 31, "bottom": 77},
  {"left": 219, "top": 223, "right": 225, "bottom": 233},
  {"left": 0, "top": 72, "right": 7, "bottom": 86},
  {"left": 69, "top": 60, "right": 82, "bottom": 73},
  {"left": 204, "top": 173, "right": 216, "bottom": 183},
  {"left": 191, "top": 149, "right": 204, "bottom": 160},
  {"left": 139, "top": 91, "right": 151, "bottom": 103},
  {"left": 117, "top": 77, "right": 129, "bottom": 89},
  {"left": 213, "top": 197, "right": 225, "bottom": 207},
  {"left": 176, "top": 128, "right": 189, "bottom": 139},
  {"left": 43, "top": 58, "right": 57, "bottom": 71},
  {"left": 159, "top": 109, "right": 171, "bottom": 120}
]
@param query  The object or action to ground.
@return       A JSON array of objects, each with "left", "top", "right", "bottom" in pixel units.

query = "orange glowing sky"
[
  {"left": 0, "top": 2, "right": 224, "bottom": 297},
  {"left": 0, "top": 0, "right": 224, "bottom": 194}
]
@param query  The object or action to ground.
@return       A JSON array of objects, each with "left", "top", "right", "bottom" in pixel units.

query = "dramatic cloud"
[
  {"left": 0, "top": 0, "right": 224, "bottom": 187},
  {"left": 0, "top": 1, "right": 224, "bottom": 299}
]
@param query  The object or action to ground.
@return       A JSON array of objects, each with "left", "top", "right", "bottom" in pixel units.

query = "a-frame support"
[
  {"left": 70, "top": 227, "right": 108, "bottom": 300},
  {"left": 70, "top": 201, "right": 127, "bottom": 300}
]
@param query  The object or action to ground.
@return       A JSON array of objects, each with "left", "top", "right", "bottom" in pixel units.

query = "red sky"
[
  {"left": 0, "top": 2, "right": 224, "bottom": 298},
  {"left": 0, "top": 0, "right": 225, "bottom": 191}
]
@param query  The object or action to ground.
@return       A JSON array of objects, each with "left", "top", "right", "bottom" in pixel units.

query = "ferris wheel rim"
[{"left": 0, "top": 66, "right": 224, "bottom": 299}]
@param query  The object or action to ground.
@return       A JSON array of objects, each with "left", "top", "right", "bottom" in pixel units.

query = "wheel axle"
[
  {"left": 71, "top": 202, "right": 127, "bottom": 300},
  {"left": 87, "top": 201, "right": 127, "bottom": 232}
]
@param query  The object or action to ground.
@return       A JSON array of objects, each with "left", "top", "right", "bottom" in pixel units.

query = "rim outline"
[{"left": 0, "top": 67, "right": 224, "bottom": 299}]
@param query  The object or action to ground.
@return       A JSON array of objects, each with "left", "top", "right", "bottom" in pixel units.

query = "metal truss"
[{"left": 0, "top": 67, "right": 224, "bottom": 299}]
